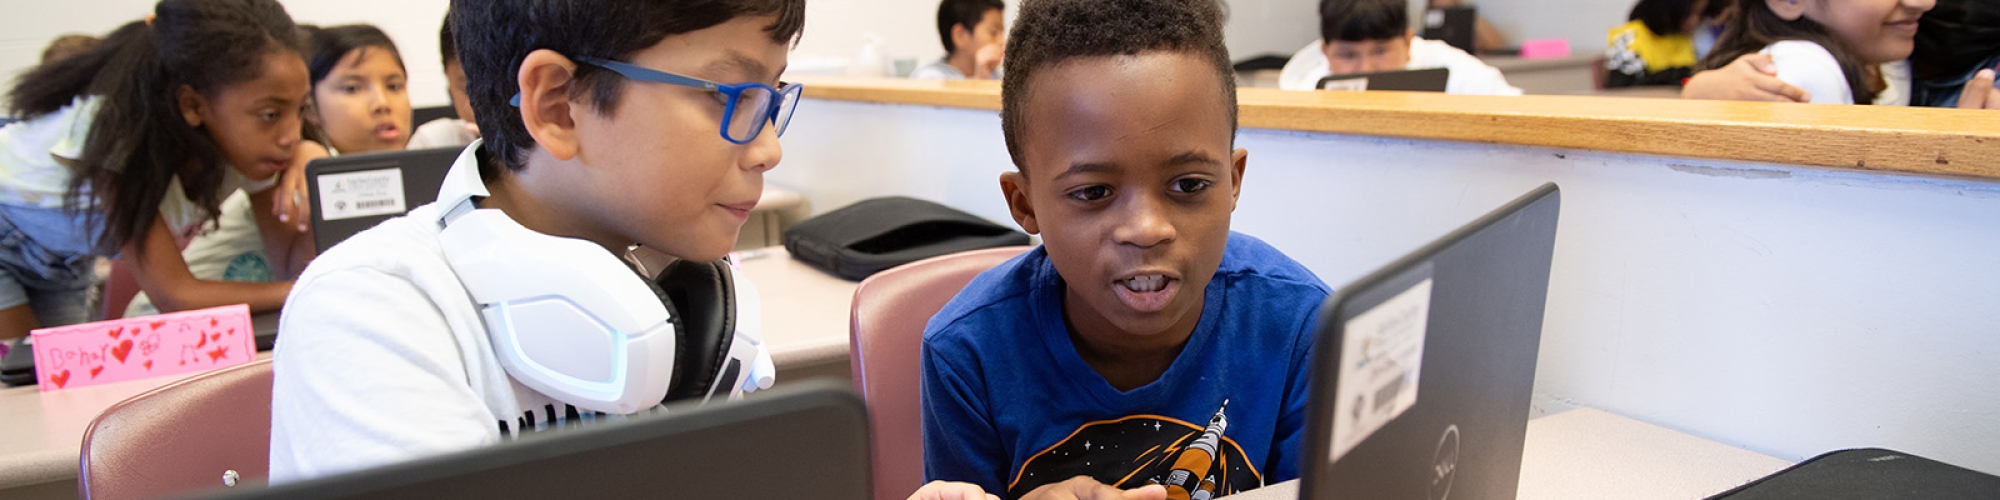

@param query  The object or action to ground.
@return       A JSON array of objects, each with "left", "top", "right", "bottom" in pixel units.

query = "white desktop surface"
[
  {"left": 0, "top": 247, "right": 861, "bottom": 495},
  {"left": 1233, "top": 407, "right": 1792, "bottom": 499}
]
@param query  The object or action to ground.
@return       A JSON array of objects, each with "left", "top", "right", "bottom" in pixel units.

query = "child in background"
[
  {"left": 1702, "top": 0, "right": 1935, "bottom": 105},
  {"left": 124, "top": 24, "right": 412, "bottom": 317},
  {"left": 0, "top": 0, "right": 313, "bottom": 341},
  {"left": 1279, "top": 0, "right": 1521, "bottom": 95},
  {"left": 1606, "top": 0, "right": 1709, "bottom": 88},
  {"left": 911, "top": 0, "right": 1006, "bottom": 80},
  {"left": 408, "top": 13, "right": 481, "bottom": 149},
  {"left": 918, "top": 0, "right": 1331, "bottom": 498},
  {"left": 270, "top": 0, "right": 803, "bottom": 483}
]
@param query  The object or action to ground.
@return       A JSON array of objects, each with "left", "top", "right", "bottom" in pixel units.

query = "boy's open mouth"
[{"left": 1114, "top": 273, "right": 1180, "bottom": 313}]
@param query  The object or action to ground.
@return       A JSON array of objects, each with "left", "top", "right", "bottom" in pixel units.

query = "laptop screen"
[
  {"left": 1301, "top": 183, "right": 1560, "bottom": 500},
  {"left": 204, "top": 380, "right": 872, "bottom": 500}
]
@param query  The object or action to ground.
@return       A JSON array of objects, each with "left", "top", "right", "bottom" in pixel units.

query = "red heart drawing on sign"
[
  {"left": 210, "top": 333, "right": 221, "bottom": 342},
  {"left": 210, "top": 318, "right": 218, "bottom": 327},
  {"left": 111, "top": 339, "right": 133, "bottom": 363},
  {"left": 107, "top": 326, "right": 123, "bottom": 339},
  {"left": 144, "top": 360, "right": 153, "bottom": 370},
  {"left": 90, "top": 366, "right": 103, "bottom": 379},
  {"left": 51, "top": 370, "right": 70, "bottom": 388},
  {"left": 149, "top": 321, "right": 166, "bottom": 330}
]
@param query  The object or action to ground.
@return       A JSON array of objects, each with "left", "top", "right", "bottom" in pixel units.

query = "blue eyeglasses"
[{"left": 509, "top": 56, "right": 803, "bottom": 145}]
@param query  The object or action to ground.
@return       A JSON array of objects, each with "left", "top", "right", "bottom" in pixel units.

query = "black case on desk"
[
  {"left": 782, "top": 196, "right": 1029, "bottom": 281},
  {"left": 1, "top": 338, "right": 35, "bottom": 386},
  {"left": 1707, "top": 448, "right": 2000, "bottom": 499}
]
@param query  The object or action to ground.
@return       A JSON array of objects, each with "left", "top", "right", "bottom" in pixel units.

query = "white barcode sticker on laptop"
[
  {"left": 1329, "top": 278, "right": 1432, "bottom": 463},
  {"left": 318, "top": 168, "right": 406, "bottom": 221}
]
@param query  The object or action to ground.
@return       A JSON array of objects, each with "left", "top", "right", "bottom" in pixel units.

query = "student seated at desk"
[
  {"left": 408, "top": 13, "right": 482, "bottom": 150},
  {"left": 1278, "top": 0, "right": 1522, "bottom": 95},
  {"left": 1605, "top": 0, "right": 1708, "bottom": 88},
  {"left": 125, "top": 24, "right": 413, "bottom": 317},
  {"left": 911, "top": 0, "right": 1007, "bottom": 80},
  {"left": 0, "top": 0, "right": 316, "bottom": 342},
  {"left": 914, "top": 0, "right": 1331, "bottom": 498},
  {"left": 269, "top": 0, "right": 803, "bottom": 483}
]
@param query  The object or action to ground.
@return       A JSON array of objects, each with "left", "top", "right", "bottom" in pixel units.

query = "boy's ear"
[
  {"left": 1765, "top": 0, "right": 1806, "bottom": 21},
  {"left": 951, "top": 24, "right": 976, "bottom": 56},
  {"left": 1228, "top": 148, "right": 1247, "bottom": 211},
  {"left": 176, "top": 85, "right": 206, "bottom": 128},
  {"left": 999, "top": 171, "right": 1041, "bottom": 235},
  {"left": 516, "top": 49, "right": 582, "bottom": 160}
]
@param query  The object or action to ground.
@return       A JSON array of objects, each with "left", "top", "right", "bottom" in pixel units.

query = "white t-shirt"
[
  {"left": 1761, "top": 40, "right": 1911, "bottom": 106},
  {"left": 0, "top": 96, "right": 277, "bottom": 247},
  {"left": 269, "top": 143, "right": 608, "bottom": 484},
  {"left": 407, "top": 118, "right": 480, "bottom": 150},
  {"left": 1278, "top": 38, "right": 1524, "bottom": 96}
]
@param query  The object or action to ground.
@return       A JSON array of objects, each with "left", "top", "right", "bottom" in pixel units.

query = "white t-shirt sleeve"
[
  {"left": 268, "top": 264, "right": 498, "bottom": 484},
  {"left": 1277, "top": 41, "right": 1331, "bottom": 91},
  {"left": 407, "top": 118, "right": 480, "bottom": 150},
  {"left": 1761, "top": 41, "right": 1855, "bottom": 105}
]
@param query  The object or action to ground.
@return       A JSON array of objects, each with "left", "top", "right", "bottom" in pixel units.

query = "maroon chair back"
[
  {"left": 78, "top": 359, "right": 274, "bottom": 499},
  {"left": 849, "top": 246, "right": 1029, "bottom": 500}
]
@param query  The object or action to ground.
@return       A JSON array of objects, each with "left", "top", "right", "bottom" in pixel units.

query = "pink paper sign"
[{"left": 31, "top": 304, "right": 256, "bottom": 391}]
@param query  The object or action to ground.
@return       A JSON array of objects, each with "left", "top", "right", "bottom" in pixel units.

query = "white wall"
[
  {"left": 2, "top": 0, "right": 1320, "bottom": 107},
  {"left": 771, "top": 98, "right": 2000, "bottom": 475},
  {"left": 1470, "top": 0, "right": 1630, "bottom": 54}
]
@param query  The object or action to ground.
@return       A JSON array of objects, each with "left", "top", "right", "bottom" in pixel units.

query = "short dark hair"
[
  {"left": 1628, "top": 0, "right": 1702, "bottom": 36},
  {"left": 1320, "top": 0, "right": 1406, "bottom": 42},
  {"left": 1914, "top": 0, "right": 2000, "bottom": 81},
  {"left": 451, "top": 0, "right": 806, "bottom": 175},
  {"left": 303, "top": 24, "right": 404, "bottom": 87},
  {"left": 936, "top": 0, "right": 1005, "bottom": 55},
  {"left": 438, "top": 10, "right": 457, "bottom": 68},
  {"left": 1000, "top": 0, "right": 1236, "bottom": 171}
]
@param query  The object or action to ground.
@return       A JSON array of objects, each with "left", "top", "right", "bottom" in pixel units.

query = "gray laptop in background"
[
  {"left": 202, "top": 380, "right": 872, "bottom": 500},
  {"left": 306, "top": 147, "right": 461, "bottom": 254},
  {"left": 1317, "top": 67, "right": 1451, "bottom": 92},
  {"left": 1301, "top": 183, "right": 1560, "bottom": 500}
]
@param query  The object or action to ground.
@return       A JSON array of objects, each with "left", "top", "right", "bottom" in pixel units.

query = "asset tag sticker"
[
  {"left": 318, "top": 168, "right": 406, "bottom": 221},
  {"left": 1320, "top": 77, "right": 1370, "bottom": 92},
  {"left": 1329, "top": 278, "right": 1432, "bottom": 462}
]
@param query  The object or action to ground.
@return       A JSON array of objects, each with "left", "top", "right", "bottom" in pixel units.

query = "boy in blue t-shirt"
[{"left": 916, "top": 0, "right": 1331, "bottom": 498}]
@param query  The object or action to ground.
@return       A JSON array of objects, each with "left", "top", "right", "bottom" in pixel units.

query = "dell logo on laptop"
[{"left": 1432, "top": 424, "right": 1461, "bottom": 500}]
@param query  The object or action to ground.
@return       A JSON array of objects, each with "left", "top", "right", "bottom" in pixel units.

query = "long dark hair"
[
  {"left": 1702, "top": 0, "right": 1872, "bottom": 104},
  {"left": 4, "top": 0, "right": 305, "bottom": 256},
  {"left": 1914, "top": 0, "right": 2000, "bottom": 81}
]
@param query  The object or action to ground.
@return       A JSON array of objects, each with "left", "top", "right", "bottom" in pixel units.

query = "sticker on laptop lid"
[
  {"left": 318, "top": 167, "right": 406, "bottom": 221},
  {"left": 1329, "top": 277, "right": 1432, "bottom": 462}
]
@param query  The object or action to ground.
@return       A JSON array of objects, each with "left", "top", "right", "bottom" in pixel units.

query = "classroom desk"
[
  {"left": 1235, "top": 407, "right": 1794, "bottom": 499},
  {"left": 1481, "top": 53, "right": 1601, "bottom": 95},
  {"left": 0, "top": 247, "right": 862, "bottom": 499}
]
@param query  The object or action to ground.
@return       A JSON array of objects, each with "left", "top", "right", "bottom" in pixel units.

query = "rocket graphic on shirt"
[{"left": 1006, "top": 400, "right": 1259, "bottom": 499}]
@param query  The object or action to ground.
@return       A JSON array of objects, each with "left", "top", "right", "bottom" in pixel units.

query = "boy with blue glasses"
[{"left": 270, "top": 0, "right": 804, "bottom": 483}]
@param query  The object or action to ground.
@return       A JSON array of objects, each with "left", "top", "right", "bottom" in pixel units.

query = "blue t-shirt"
[{"left": 921, "top": 232, "right": 1330, "bottom": 499}]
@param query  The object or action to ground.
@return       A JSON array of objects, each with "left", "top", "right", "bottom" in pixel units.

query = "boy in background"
[
  {"left": 911, "top": 0, "right": 1006, "bottom": 80},
  {"left": 1278, "top": 0, "right": 1521, "bottom": 95},
  {"left": 270, "top": 0, "right": 801, "bottom": 482},
  {"left": 407, "top": 13, "right": 480, "bottom": 149},
  {"left": 918, "top": 0, "right": 1330, "bottom": 498}
]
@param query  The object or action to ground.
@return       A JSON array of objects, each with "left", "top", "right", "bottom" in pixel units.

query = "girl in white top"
[
  {"left": 1703, "top": 0, "right": 1935, "bottom": 105},
  {"left": 0, "top": 0, "right": 317, "bottom": 340},
  {"left": 125, "top": 24, "right": 414, "bottom": 317}
]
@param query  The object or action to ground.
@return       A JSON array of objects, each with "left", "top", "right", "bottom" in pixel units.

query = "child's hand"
[
  {"left": 275, "top": 141, "right": 330, "bottom": 233},
  {"left": 1682, "top": 53, "right": 1810, "bottom": 103},
  {"left": 907, "top": 481, "right": 1001, "bottom": 500},
  {"left": 1018, "top": 477, "right": 1166, "bottom": 500},
  {"left": 974, "top": 42, "right": 1006, "bottom": 80},
  {"left": 1957, "top": 68, "right": 1998, "bottom": 110}
]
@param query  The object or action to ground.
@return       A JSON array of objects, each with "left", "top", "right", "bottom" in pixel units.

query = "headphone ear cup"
[
  {"left": 637, "top": 271, "right": 685, "bottom": 403},
  {"left": 653, "top": 259, "right": 736, "bottom": 403}
]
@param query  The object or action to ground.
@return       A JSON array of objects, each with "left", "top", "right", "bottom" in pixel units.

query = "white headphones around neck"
[{"left": 433, "top": 160, "right": 774, "bottom": 414}]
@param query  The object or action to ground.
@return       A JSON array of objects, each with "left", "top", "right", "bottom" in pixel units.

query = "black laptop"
[
  {"left": 200, "top": 380, "right": 872, "bottom": 499},
  {"left": 307, "top": 147, "right": 461, "bottom": 254},
  {"left": 1423, "top": 6, "right": 1479, "bottom": 54},
  {"left": 1300, "top": 183, "right": 1560, "bottom": 500},
  {"left": 1317, "top": 68, "right": 1451, "bottom": 92}
]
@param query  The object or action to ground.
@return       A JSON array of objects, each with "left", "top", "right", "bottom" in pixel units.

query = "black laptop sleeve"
[
  {"left": 1, "top": 338, "right": 35, "bottom": 386},
  {"left": 782, "top": 196, "right": 1029, "bottom": 281},
  {"left": 1707, "top": 448, "right": 2000, "bottom": 499}
]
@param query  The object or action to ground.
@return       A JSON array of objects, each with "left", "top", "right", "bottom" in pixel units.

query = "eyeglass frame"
[{"left": 507, "top": 56, "right": 803, "bottom": 145}]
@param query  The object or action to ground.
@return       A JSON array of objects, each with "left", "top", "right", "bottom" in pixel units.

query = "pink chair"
[
  {"left": 850, "top": 246, "right": 1030, "bottom": 500},
  {"left": 78, "top": 359, "right": 274, "bottom": 499}
]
